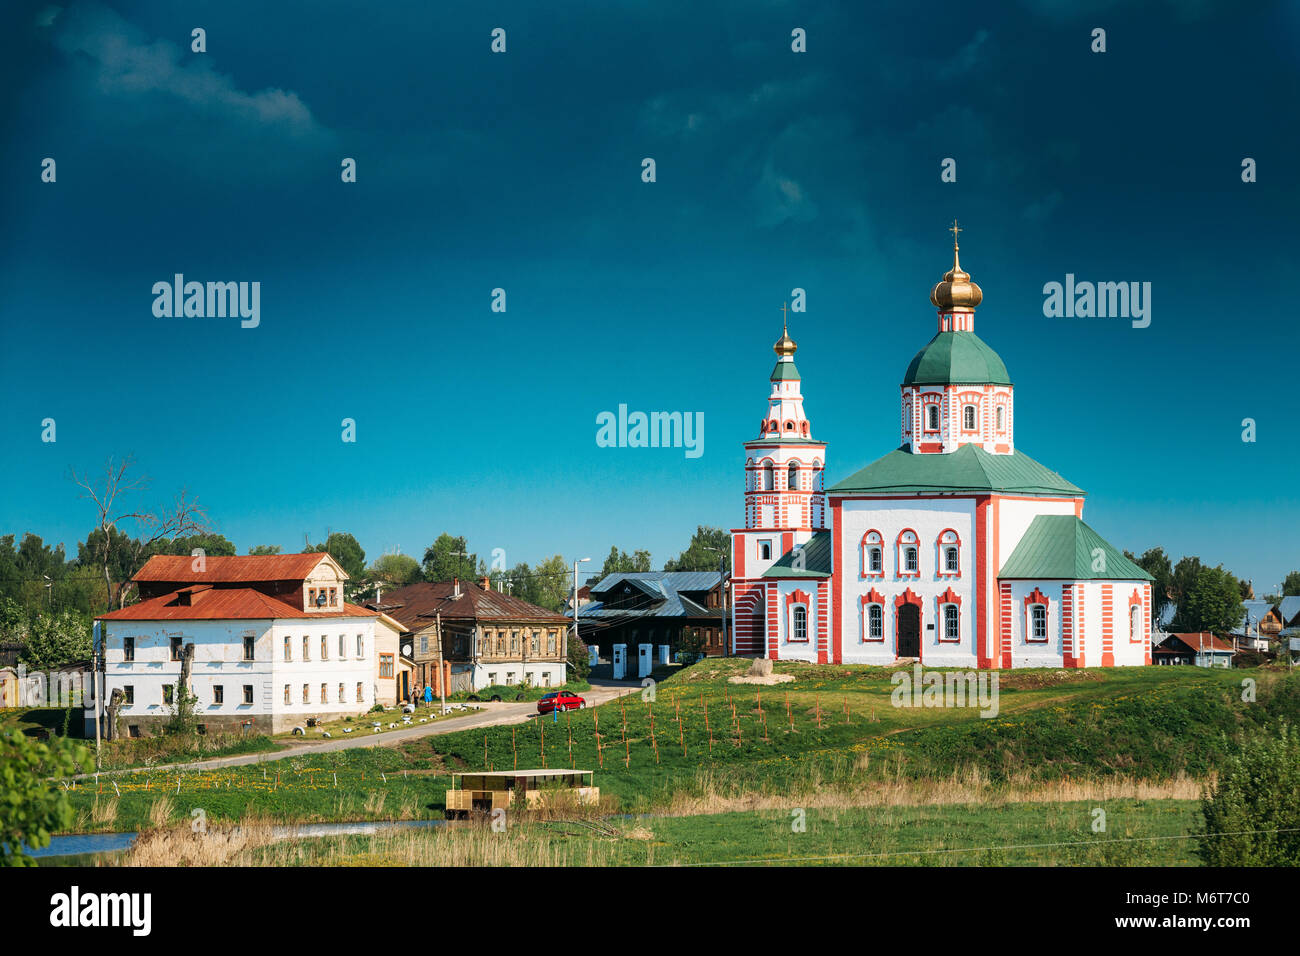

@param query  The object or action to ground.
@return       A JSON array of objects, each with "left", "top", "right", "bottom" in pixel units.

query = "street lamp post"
[{"left": 572, "top": 557, "right": 591, "bottom": 674}]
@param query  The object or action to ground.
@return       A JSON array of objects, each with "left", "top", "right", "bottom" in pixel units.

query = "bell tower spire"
[{"left": 740, "top": 306, "right": 827, "bottom": 533}]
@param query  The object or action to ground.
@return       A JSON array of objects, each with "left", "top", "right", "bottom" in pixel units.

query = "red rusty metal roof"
[
  {"left": 1157, "top": 632, "right": 1236, "bottom": 654},
  {"left": 98, "top": 587, "right": 377, "bottom": 622},
  {"left": 131, "top": 552, "right": 333, "bottom": 584},
  {"left": 374, "top": 581, "right": 570, "bottom": 632}
]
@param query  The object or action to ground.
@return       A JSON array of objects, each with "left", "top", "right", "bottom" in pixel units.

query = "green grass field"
[{"left": 48, "top": 660, "right": 1300, "bottom": 865}]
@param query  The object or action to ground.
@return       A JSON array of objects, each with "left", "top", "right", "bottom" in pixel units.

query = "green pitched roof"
[
  {"left": 770, "top": 358, "right": 801, "bottom": 381},
  {"left": 828, "top": 444, "right": 1084, "bottom": 497},
  {"left": 902, "top": 331, "right": 1011, "bottom": 386},
  {"left": 998, "top": 515, "right": 1153, "bottom": 581},
  {"left": 762, "top": 531, "right": 832, "bottom": 578}
]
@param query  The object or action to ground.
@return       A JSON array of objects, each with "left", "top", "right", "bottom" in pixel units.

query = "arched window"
[
  {"left": 926, "top": 405, "right": 940, "bottom": 431},
  {"left": 787, "top": 461, "right": 799, "bottom": 490},
  {"left": 861, "top": 530, "right": 884, "bottom": 577},
  {"left": 897, "top": 530, "right": 920, "bottom": 577},
  {"left": 937, "top": 529, "right": 961, "bottom": 577},
  {"left": 996, "top": 406, "right": 1005, "bottom": 432},
  {"left": 785, "top": 420, "right": 795, "bottom": 432},
  {"left": 1031, "top": 605, "right": 1046, "bottom": 641},
  {"left": 1130, "top": 603, "right": 1141, "bottom": 642},
  {"left": 868, "top": 604, "right": 883, "bottom": 640},
  {"left": 963, "top": 405, "right": 976, "bottom": 430},
  {"left": 762, "top": 461, "right": 774, "bottom": 491},
  {"left": 792, "top": 606, "right": 807, "bottom": 643},
  {"left": 943, "top": 604, "right": 959, "bottom": 641}
]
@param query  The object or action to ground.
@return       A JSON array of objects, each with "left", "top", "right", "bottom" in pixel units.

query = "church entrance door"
[{"left": 897, "top": 603, "right": 920, "bottom": 658}]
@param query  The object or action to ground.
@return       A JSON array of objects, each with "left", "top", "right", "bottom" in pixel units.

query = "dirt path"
[{"left": 80, "top": 683, "right": 635, "bottom": 778}]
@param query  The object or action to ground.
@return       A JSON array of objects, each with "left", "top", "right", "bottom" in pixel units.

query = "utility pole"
[
  {"left": 572, "top": 557, "right": 591, "bottom": 672},
  {"left": 435, "top": 611, "right": 447, "bottom": 714},
  {"left": 703, "top": 545, "right": 730, "bottom": 657},
  {"left": 92, "top": 620, "right": 102, "bottom": 772}
]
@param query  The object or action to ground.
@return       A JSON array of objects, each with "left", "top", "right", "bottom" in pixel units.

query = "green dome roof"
[{"left": 902, "top": 331, "right": 1011, "bottom": 386}]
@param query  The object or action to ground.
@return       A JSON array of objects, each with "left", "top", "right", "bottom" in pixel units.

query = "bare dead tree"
[{"left": 71, "top": 455, "right": 211, "bottom": 609}]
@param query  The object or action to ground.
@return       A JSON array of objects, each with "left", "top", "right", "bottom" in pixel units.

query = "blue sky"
[{"left": 1, "top": 0, "right": 1297, "bottom": 590}]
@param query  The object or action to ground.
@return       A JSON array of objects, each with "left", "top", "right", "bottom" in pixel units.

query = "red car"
[{"left": 537, "top": 691, "right": 585, "bottom": 714}]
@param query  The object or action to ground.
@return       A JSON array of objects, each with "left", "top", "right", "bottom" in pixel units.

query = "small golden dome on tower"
[
  {"left": 929, "top": 221, "right": 983, "bottom": 313},
  {"left": 774, "top": 302, "right": 797, "bottom": 357}
]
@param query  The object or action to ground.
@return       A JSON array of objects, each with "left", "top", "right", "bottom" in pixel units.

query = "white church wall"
[
  {"left": 837, "top": 497, "right": 978, "bottom": 667},
  {"left": 771, "top": 578, "right": 819, "bottom": 663},
  {"left": 1006, "top": 581, "right": 1067, "bottom": 668},
  {"left": 995, "top": 498, "right": 1079, "bottom": 572}
]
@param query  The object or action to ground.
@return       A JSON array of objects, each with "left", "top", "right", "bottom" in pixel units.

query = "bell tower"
[{"left": 742, "top": 307, "right": 827, "bottom": 535}]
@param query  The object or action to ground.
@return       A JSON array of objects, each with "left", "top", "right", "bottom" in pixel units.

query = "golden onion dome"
[
  {"left": 930, "top": 233, "right": 983, "bottom": 312},
  {"left": 773, "top": 326, "right": 797, "bottom": 357}
]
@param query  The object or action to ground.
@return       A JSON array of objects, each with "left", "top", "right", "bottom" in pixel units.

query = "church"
[{"left": 730, "top": 230, "right": 1153, "bottom": 669}]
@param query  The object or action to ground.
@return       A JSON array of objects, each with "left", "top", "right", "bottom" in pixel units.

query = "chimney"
[
  {"left": 453, "top": 577, "right": 460, "bottom": 598},
  {"left": 480, "top": 575, "right": 491, "bottom": 592},
  {"left": 375, "top": 584, "right": 383, "bottom": 604}
]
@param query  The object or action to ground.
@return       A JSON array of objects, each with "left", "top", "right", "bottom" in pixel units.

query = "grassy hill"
[{"left": 56, "top": 662, "right": 1300, "bottom": 840}]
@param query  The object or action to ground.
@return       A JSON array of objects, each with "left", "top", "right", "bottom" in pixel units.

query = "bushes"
[
  {"left": 0, "top": 731, "right": 93, "bottom": 865},
  {"left": 1196, "top": 724, "right": 1300, "bottom": 866}
]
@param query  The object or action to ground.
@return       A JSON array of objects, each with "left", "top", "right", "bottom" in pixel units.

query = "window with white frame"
[
  {"left": 862, "top": 530, "right": 884, "bottom": 576},
  {"left": 762, "top": 461, "right": 774, "bottom": 491},
  {"left": 996, "top": 405, "right": 1005, "bottom": 432},
  {"left": 926, "top": 404, "right": 940, "bottom": 431},
  {"left": 897, "top": 530, "right": 920, "bottom": 576},
  {"left": 1130, "top": 603, "right": 1141, "bottom": 642},
  {"left": 787, "top": 461, "right": 799, "bottom": 490},
  {"left": 791, "top": 606, "right": 808, "bottom": 643},
  {"left": 1030, "top": 604, "right": 1047, "bottom": 642},
  {"left": 937, "top": 529, "right": 961, "bottom": 577},
  {"left": 943, "top": 604, "right": 959, "bottom": 641},
  {"left": 866, "top": 604, "right": 883, "bottom": 641},
  {"left": 963, "top": 404, "right": 977, "bottom": 430},
  {"left": 759, "top": 539, "right": 772, "bottom": 561}
]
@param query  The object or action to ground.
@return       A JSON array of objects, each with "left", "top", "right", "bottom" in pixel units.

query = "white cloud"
[{"left": 44, "top": 1, "right": 322, "bottom": 137}]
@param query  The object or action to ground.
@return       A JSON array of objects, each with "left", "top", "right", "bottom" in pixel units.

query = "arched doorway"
[{"left": 897, "top": 603, "right": 920, "bottom": 658}]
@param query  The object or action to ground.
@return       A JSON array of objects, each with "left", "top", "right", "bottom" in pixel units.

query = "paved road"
[{"left": 81, "top": 681, "right": 636, "bottom": 778}]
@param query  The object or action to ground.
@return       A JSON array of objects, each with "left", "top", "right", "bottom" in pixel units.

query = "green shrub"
[
  {"left": 0, "top": 731, "right": 93, "bottom": 866},
  {"left": 1196, "top": 724, "right": 1300, "bottom": 865}
]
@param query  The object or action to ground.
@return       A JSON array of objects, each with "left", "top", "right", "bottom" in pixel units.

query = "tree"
[
  {"left": 161, "top": 533, "right": 236, "bottom": 558},
  {"left": 247, "top": 544, "right": 282, "bottom": 555},
  {"left": 1180, "top": 565, "right": 1246, "bottom": 635},
  {"left": 1197, "top": 725, "right": 1300, "bottom": 866},
  {"left": 17, "top": 610, "right": 92, "bottom": 672},
  {"left": 311, "top": 532, "right": 366, "bottom": 581},
  {"left": 531, "top": 555, "right": 571, "bottom": 612},
  {"left": 566, "top": 632, "right": 590, "bottom": 683},
  {"left": 1125, "top": 547, "right": 1174, "bottom": 628},
  {"left": 71, "top": 456, "right": 210, "bottom": 609},
  {"left": 1282, "top": 571, "right": 1300, "bottom": 597},
  {"left": 664, "top": 526, "right": 731, "bottom": 572},
  {"left": 0, "top": 731, "right": 93, "bottom": 866},
  {"left": 15, "top": 533, "right": 67, "bottom": 582},
  {"left": 368, "top": 553, "right": 422, "bottom": 592},
  {"left": 422, "top": 534, "right": 477, "bottom": 583},
  {"left": 599, "top": 546, "right": 652, "bottom": 578}
]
